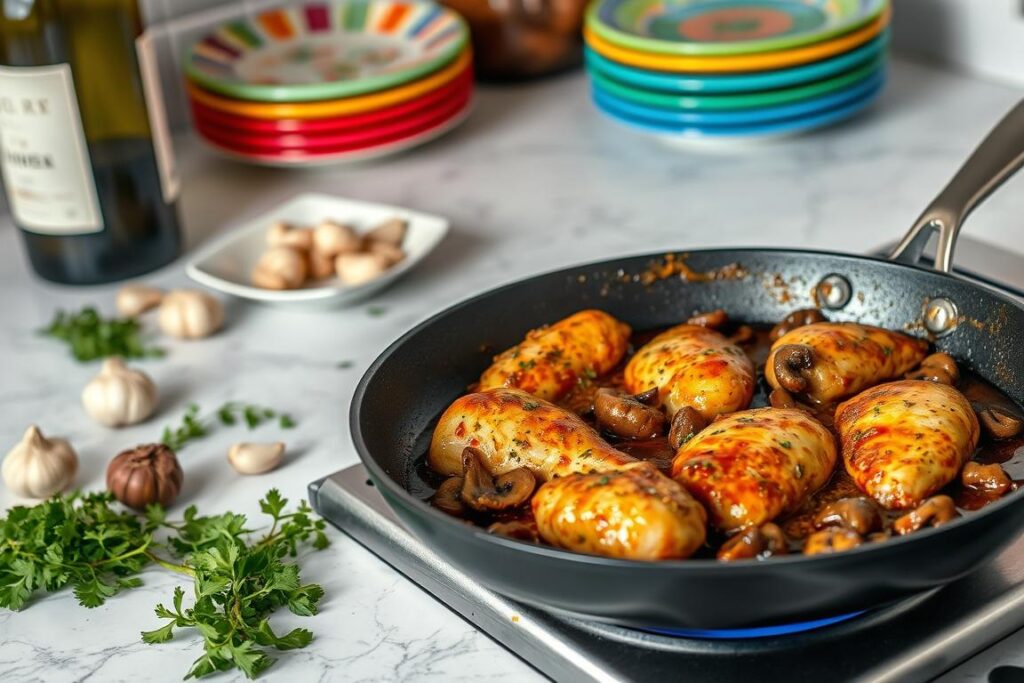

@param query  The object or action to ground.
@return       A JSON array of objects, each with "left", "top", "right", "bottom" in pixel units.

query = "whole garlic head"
[
  {"left": 228, "top": 442, "right": 285, "bottom": 475},
  {"left": 82, "top": 358, "right": 158, "bottom": 427},
  {"left": 3, "top": 426, "right": 78, "bottom": 498},
  {"left": 158, "top": 289, "right": 224, "bottom": 339},
  {"left": 116, "top": 283, "right": 163, "bottom": 318}
]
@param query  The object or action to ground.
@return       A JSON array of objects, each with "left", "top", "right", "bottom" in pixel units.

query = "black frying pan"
[{"left": 350, "top": 102, "right": 1024, "bottom": 629}]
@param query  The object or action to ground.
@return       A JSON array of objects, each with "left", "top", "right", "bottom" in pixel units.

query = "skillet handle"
[{"left": 890, "top": 99, "right": 1024, "bottom": 272}]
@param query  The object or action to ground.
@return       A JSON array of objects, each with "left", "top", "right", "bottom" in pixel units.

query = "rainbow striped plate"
[{"left": 184, "top": 0, "right": 469, "bottom": 103}]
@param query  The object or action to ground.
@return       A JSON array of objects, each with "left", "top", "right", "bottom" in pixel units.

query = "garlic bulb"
[
  {"left": 2, "top": 426, "right": 78, "bottom": 498},
  {"left": 81, "top": 358, "right": 158, "bottom": 427},
  {"left": 158, "top": 289, "right": 224, "bottom": 339},
  {"left": 116, "top": 283, "right": 163, "bottom": 318},
  {"left": 228, "top": 442, "right": 285, "bottom": 475},
  {"left": 251, "top": 246, "right": 308, "bottom": 290}
]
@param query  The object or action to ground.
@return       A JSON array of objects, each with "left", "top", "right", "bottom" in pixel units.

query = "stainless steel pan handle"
[{"left": 890, "top": 99, "right": 1024, "bottom": 272}]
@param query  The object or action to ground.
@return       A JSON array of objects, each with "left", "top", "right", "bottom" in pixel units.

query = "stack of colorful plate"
[
  {"left": 185, "top": 0, "right": 473, "bottom": 166},
  {"left": 585, "top": 0, "right": 890, "bottom": 142}
]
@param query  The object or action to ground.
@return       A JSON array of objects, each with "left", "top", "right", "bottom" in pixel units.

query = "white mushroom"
[
  {"left": 227, "top": 442, "right": 285, "bottom": 475},
  {"left": 252, "top": 246, "right": 308, "bottom": 290},
  {"left": 335, "top": 252, "right": 390, "bottom": 286},
  {"left": 116, "top": 283, "right": 164, "bottom": 318},
  {"left": 158, "top": 289, "right": 224, "bottom": 339}
]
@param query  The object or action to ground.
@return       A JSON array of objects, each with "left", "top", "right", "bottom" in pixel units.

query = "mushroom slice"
[
  {"left": 770, "top": 308, "right": 827, "bottom": 342},
  {"left": 813, "top": 497, "right": 883, "bottom": 536},
  {"left": 893, "top": 495, "right": 960, "bottom": 535},
  {"left": 593, "top": 388, "right": 665, "bottom": 440},
  {"left": 432, "top": 477, "right": 465, "bottom": 517},
  {"left": 977, "top": 406, "right": 1024, "bottom": 440},
  {"left": 717, "top": 523, "right": 788, "bottom": 562},
  {"left": 961, "top": 462, "right": 1012, "bottom": 496},
  {"left": 488, "top": 520, "right": 539, "bottom": 542},
  {"left": 803, "top": 527, "right": 863, "bottom": 555},
  {"left": 668, "top": 406, "right": 707, "bottom": 450},
  {"left": 906, "top": 352, "right": 960, "bottom": 386},
  {"left": 772, "top": 344, "right": 815, "bottom": 393},
  {"left": 460, "top": 447, "right": 536, "bottom": 511},
  {"left": 686, "top": 309, "right": 728, "bottom": 329}
]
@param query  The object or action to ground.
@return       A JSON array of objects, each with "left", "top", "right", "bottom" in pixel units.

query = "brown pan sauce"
[{"left": 415, "top": 317, "right": 1024, "bottom": 558}]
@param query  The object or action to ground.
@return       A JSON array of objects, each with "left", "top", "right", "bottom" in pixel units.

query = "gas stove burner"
[{"left": 636, "top": 610, "right": 866, "bottom": 639}]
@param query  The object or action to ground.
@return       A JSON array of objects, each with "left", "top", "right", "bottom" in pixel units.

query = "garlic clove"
[
  {"left": 365, "top": 241, "right": 405, "bottom": 267},
  {"left": 116, "top": 283, "right": 164, "bottom": 318},
  {"left": 158, "top": 289, "right": 224, "bottom": 339},
  {"left": 364, "top": 217, "right": 407, "bottom": 248},
  {"left": 3, "top": 425, "right": 78, "bottom": 498},
  {"left": 307, "top": 248, "right": 336, "bottom": 280},
  {"left": 227, "top": 442, "right": 285, "bottom": 475},
  {"left": 82, "top": 357, "right": 158, "bottom": 427},
  {"left": 313, "top": 220, "right": 360, "bottom": 258},
  {"left": 267, "top": 221, "right": 313, "bottom": 251},
  {"left": 335, "top": 252, "right": 390, "bottom": 286},
  {"left": 252, "top": 246, "right": 308, "bottom": 290}
]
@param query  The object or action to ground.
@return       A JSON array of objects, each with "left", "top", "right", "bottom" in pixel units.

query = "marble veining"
[{"left": 1, "top": 58, "right": 1023, "bottom": 680}]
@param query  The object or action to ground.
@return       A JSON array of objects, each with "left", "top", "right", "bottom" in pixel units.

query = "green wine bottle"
[{"left": 0, "top": 0, "right": 182, "bottom": 284}]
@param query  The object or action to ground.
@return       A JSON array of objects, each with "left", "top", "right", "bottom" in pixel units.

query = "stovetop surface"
[{"left": 311, "top": 236, "right": 1024, "bottom": 683}]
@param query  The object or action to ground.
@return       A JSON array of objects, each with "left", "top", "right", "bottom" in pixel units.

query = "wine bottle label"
[
  {"left": 135, "top": 32, "right": 181, "bottom": 204},
  {"left": 0, "top": 64, "right": 104, "bottom": 235}
]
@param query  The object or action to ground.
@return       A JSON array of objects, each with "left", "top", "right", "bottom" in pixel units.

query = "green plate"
[
  {"left": 184, "top": 0, "right": 469, "bottom": 103},
  {"left": 588, "top": 0, "right": 888, "bottom": 56},
  {"left": 589, "top": 56, "right": 883, "bottom": 110}
]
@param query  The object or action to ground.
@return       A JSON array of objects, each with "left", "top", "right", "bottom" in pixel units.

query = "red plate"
[
  {"left": 195, "top": 89, "right": 471, "bottom": 152},
  {"left": 188, "top": 69, "right": 474, "bottom": 135}
]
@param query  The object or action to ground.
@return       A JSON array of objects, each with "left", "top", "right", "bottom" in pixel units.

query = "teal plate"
[
  {"left": 589, "top": 56, "right": 883, "bottom": 110},
  {"left": 185, "top": 0, "right": 468, "bottom": 103},
  {"left": 588, "top": 0, "right": 887, "bottom": 56},
  {"left": 584, "top": 32, "right": 887, "bottom": 94},
  {"left": 592, "top": 67, "right": 883, "bottom": 125},
  {"left": 592, "top": 79, "right": 883, "bottom": 139}
]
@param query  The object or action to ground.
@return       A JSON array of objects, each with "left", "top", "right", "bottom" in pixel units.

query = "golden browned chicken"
[
  {"left": 532, "top": 461, "right": 707, "bottom": 560},
  {"left": 477, "top": 310, "right": 631, "bottom": 402},
  {"left": 623, "top": 324, "right": 755, "bottom": 421},
  {"left": 429, "top": 388, "right": 634, "bottom": 480},
  {"left": 765, "top": 322, "right": 929, "bottom": 404},
  {"left": 835, "top": 379, "right": 980, "bottom": 509},
  {"left": 672, "top": 408, "right": 837, "bottom": 531}
]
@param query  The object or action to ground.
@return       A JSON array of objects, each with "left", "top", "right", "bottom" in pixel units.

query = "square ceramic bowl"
[{"left": 186, "top": 193, "right": 448, "bottom": 308}]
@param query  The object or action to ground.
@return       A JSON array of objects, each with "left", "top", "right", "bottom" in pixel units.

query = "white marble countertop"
[{"left": 2, "top": 57, "right": 1024, "bottom": 682}]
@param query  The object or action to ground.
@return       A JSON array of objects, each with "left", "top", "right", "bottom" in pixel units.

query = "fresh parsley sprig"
[
  {"left": 161, "top": 402, "right": 296, "bottom": 451},
  {"left": 39, "top": 307, "right": 164, "bottom": 362},
  {"left": 0, "top": 489, "right": 328, "bottom": 680}
]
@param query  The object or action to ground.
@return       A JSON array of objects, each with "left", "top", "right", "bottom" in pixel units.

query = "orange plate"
[
  {"left": 584, "top": 7, "right": 888, "bottom": 73},
  {"left": 187, "top": 49, "right": 472, "bottom": 120}
]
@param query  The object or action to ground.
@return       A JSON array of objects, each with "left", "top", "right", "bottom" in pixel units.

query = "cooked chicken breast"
[
  {"left": 672, "top": 408, "right": 837, "bottom": 531},
  {"left": 835, "top": 379, "right": 980, "bottom": 509},
  {"left": 765, "top": 322, "right": 929, "bottom": 404},
  {"left": 623, "top": 324, "right": 755, "bottom": 421},
  {"left": 428, "top": 388, "right": 633, "bottom": 480},
  {"left": 532, "top": 461, "right": 707, "bottom": 560},
  {"left": 478, "top": 310, "right": 631, "bottom": 402}
]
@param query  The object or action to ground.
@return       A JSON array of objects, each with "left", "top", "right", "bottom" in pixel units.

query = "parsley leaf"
[
  {"left": 161, "top": 403, "right": 297, "bottom": 451},
  {"left": 39, "top": 307, "right": 164, "bottom": 362}
]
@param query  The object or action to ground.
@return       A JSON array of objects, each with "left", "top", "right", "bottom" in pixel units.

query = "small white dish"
[{"left": 186, "top": 193, "right": 448, "bottom": 308}]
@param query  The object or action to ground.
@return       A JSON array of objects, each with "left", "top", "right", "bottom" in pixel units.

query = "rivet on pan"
[
  {"left": 923, "top": 297, "right": 959, "bottom": 336},
  {"left": 816, "top": 275, "right": 852, "bottom": 310}
]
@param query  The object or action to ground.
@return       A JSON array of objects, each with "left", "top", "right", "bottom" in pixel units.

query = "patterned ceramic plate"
[
  {"left": 185, "top": 0, "right": 468, "bottom": 103},
  {"left": 588, "top": 0, "right": 887, "bottom": 56},
  {"left": 589, "top": 56, "right": 883, "bottom": 110},
  {"left": 584, "top": 5, "right": 886, "bottom": 72},
  {"left": 188, "top": 69, "right": 472, "bottom": 133},
  {"left": 592, "top": 79, "right": 883, "bottom": 140},
  {"left": 584, "top": 32, "right": 886, "bottom": 93},
  {"left": 592, "top": 67, "right": 883, "bottom": 125}
]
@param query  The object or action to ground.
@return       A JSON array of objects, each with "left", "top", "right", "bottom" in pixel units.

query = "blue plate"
[
  {"left": 584, "top": 32, "right": 888, "bottom": 94},
  {"left": 592, "top": 78, "right": 883, "bottom": 139},
  {"left": 593, "top": 68, "right": 883, "bottom": 126}
]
